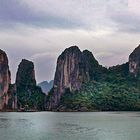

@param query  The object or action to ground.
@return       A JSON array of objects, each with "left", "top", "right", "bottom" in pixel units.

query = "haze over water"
[{"left": 0, "top": 112, "right": 140, "bottom": 140}]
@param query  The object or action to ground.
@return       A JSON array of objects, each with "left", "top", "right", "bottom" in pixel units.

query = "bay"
[{"left": 0, "top": 112, "right": 140, "bottom": 140}]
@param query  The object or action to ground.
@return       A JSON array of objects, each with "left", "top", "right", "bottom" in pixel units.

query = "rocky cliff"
[
  {"left": 16, "top": 59, "right": 45, "bottom": 111},
  {"left": 7, "top": 84, "right": 17, "bottom": 110},
  {"left": 129, "top": 45, "right": 140, "bottom": 76},
  {"left": 48, "top": 46, "right": 100, "bottom": 110},
  {"left": 0, "top": 49, "right": 11, "bottom": 110},
  {"left": 16, "top": 59, "right": 36, "bottom": 88}
]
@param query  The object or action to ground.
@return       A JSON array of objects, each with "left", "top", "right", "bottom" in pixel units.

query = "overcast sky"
[{"left": 0, "top": 0, "right": 140, "bottom": 83}]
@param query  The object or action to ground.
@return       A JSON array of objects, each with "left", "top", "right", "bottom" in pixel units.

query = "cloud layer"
[{"left": 0, "top": 0, "right": 140, "bottom": 83}]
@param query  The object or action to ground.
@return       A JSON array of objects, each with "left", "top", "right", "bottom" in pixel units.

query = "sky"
[{"left": 0, "top": 0, "right": 140, "bottom": 83}]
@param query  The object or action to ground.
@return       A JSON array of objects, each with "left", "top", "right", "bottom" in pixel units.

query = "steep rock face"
[
  {"left": 7, "top": 84, "right": 17, "bottom": 110},
  {"left": 16, "top": 59, "right": 45, "bottom": 111},
  {"left": 48, "top": 46, "right": 100, "bottom": 110},
  {"left": 129, "top": 45, "right": 140, "bottom": 76},
  {"left": 82, "top": 50, "right": 102, "bottom": 81},
  {"left": 0, "top": 49, "right": 11, "bottom": 110},
  {"left": 16, "top": 59, "right": 36, "bottom": 88}
]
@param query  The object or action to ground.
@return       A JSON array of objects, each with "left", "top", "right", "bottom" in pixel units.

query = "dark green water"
[{"left": 0, "top": 112, "right": 140, "bottom": 140}]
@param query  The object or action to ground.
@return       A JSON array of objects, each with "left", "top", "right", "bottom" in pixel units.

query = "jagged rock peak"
[
  {"left": 82, "top": 49, "right": 99, "bottom": 66},
  {"left": 129, "top": 44, "right": 140, "bottom": 58},
  {"left": 48, "top": 46, "right": 100, "bottom": 109},
  {"left": 54, "top": 45, "right": 84, "bottom": 92},
  {"left": 16, "top": 59, "right": 36, "bottom": 87},
  {"left": 129, "top": 44, "right": 140, "bottom": 75},
  {"left": 63, "top": 45, "right": 80, "bottom": 52},
  {"left": 0, "top": 49, "right": 9, "bottom": 67},
  {"left": 58, "top": 46, "right": 81, "bottom": 59},
  {"left": 0, "top": 49, "right": 11, "bottom": 110}
]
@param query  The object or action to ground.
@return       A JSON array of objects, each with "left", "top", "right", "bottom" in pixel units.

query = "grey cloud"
[
  {"left": 31, "top": 53, "right": 57, "bottom": 83},
  {"left": 0, "top": 0, "right": 85, "bottom": 29},
  {"left": 0, "top": 0, "right": 140, "bottom": 83},
  {"left": 97, "top": 51, "right": 128, "bottom": 67},
  {"left": 0, "top": 0, "right": 33, "bottom": 22},
  {"left": 0, "top": 0, "right": 128, "bottom": 30},
  {"left": 110, "top": 11, "right": 140, "bottom": 33}
]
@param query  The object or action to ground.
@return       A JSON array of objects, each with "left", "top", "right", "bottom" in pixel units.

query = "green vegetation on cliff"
[
  {"left": 17, "top": 86, "right": 45, "bottom": 111},
  {"left": 16, "top": 59, "right": 46, "bottom": 111},
  {"left": 58, "top": 63, "right": 140, "bottom": 111},
  {"left": 59, "top": 81, "right": 140, "bottom": 111}
]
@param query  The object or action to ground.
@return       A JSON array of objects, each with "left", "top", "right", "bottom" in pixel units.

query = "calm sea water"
[{"left": 0, "top": 112, "right": 140, "bottom": 140}]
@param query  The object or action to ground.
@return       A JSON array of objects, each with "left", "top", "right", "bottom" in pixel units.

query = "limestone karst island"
[{"left": 1, "top": 44, "right": 140, "bottom": 112}]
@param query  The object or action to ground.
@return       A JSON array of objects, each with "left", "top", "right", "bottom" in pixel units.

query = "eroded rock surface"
[
  {"left": 48, "top": 46, "right": 100, "bottom": 110},
  {"left": 0, "top": 49, "right": 11, "bottom": 110},
  {"left": 129, "top": 45, "right": 140, "bottom": 76}
]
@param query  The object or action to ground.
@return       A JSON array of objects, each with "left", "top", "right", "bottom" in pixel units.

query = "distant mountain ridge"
[{"left": 38, "top": 80, "right": 53, "bottom": 95}]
